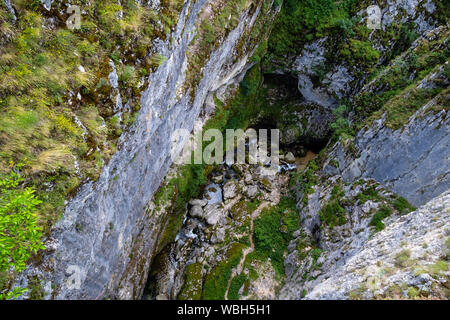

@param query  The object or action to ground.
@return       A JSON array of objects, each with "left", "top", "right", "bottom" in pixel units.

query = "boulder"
[
  {"left": 203, "top": 204, "right": 225, "bottom": 225},
  {"left": 212, "top": 175, "right": 224, "bottom": 184},
  {"left": 189, "top": 199, "right": 208, "bottom": 207},
  {"left": 189, "top": 205, "right": 204, "bottom": 219},
  {"left": 223, "top": 181, "right": 238, "bottom": 200},
  {"left": 285, "top": 152, "right": 296, "bottom": 163},
  {"left": 244, "top": 173, "right": 253, "bottom": 185},
  {"left": 210, "top": 228, "right": 226, "bottom": 244},
  {"left": 245, "top": 185, "right": 259, "bottom": 199}
]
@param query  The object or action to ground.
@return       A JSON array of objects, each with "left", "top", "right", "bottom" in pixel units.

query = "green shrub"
[
  {"left": 340, "top": 39, "right": 380, "bottom": 67},
  {"left": 253, "top": 197, "right": 299, "bottom": 275},
  {"left": 228, "top": 273, "right": 247, "bottom": 300},
  {"left": 394, "top": 249, "right": 413, "bottom": 268},
  {"left": 119, "top": 65, "right": 136, "bottom": 85},
  {"left": 268, "top": 0, "right": 358, "bottom": 58},
  {"left": 407, "top": 287, "right": 419, "bottom": 298},
  {"left": 177, "top": 263, "right": 203, "bottom": 300},
  {"left": 0, "top": 171, "right": 45, "bottom": 299},
  {"left": 369, "top": 205, "right": 393, "bottom": 232},
  {"left": 356, "top": 184, "right": 379, "bottom": 204},
  {"left": 392, "top": 197, "right": 415, "bottom": 215},
  {"left": 202, "top": 243, "right": 244, "bottom": 300},
  {"left": 427, "top": 260, "right": 448, "bottom": 274},
  {"left": 319, "top": 201, "right": 346, "bottom": 229},
  {"left": 318, "top": 184, "right": 348, "bottom": 229},
  {"left": 0, "top": 171, "right": 44, "bottom": 273},
  {"left": 330, "top": 105, "right": 354, "bottom": 140}
]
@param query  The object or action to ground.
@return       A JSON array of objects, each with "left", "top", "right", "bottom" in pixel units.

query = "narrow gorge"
[{"left": 0, "top": 0, "right": 448, "bottom": 301}]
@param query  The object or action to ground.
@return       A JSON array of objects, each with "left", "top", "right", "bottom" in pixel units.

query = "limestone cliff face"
[
  {"left": 281, "top": 191, "right": 450, "bottom": 299},
  {"left": 281, "top": 105, "right": 449, "bottom": 299},
  {"left": 280, "top": 23, "right": 449, "bottom": 300},
  {"left": 327, "top": 96, "right": 449, "bottom": 208},
  {"left": 16, "top": 0, "right": 279, "bottom": 300}
]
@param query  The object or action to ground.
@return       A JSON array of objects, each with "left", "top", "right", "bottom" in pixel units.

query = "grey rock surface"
[
  {"left": 303, "top": 191, "right": 449, "bottom": 299},
  {"left": 189, "top": 205, "right": 204, "bottom": 219},
  {"left": 330, "top": 101, "right": 449, "bottom": 207},
  {"left": 3, "top": 0, "right": 16, "bottom": 22},
  {"left": 284, "top": 152, "right": 295, "bottom": 163},
  {"left": 223, "top": 181, "right": 239, "bottom": 200},
  {"left": 40, "top": 0, "right": 53, "bottom": 11},
  {"left": 203, "top": 204, "right": 225, "bottom": 226},
  {"left": 245, "top": 185, "right": 259, "bottom": 199},
  {"left": 189, "top": 199, "right": 208, "bottom": 207}
]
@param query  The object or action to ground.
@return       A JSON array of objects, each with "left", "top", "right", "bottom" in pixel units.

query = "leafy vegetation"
[
  {"left": 268, "top": 0, "right": 358, "bottom": 58},
  {"left": 201, "top": 243, "right": 244, "bottom": 300},
  {"left": 330, "top": 104, "right": 354, "bottom": 141},
  {"left": 177, "top": 262, "right": 203, "bottom": 300},
  {"left": 356, "top": 184, "right": 380, "bottom": 204},
  {"left": 253, "top": 196, "right": 299, "bottom": 276},
  {"left": 392, "top": 196, "right": 416, "bottom": 215},
  {"left": 339, "top": 38, "right": 380, "bottom": 67},
  {"left": 319, "top": 185, "right": 348, "bottom": 229},
  {"left": 369, "top": 205, "right": 393, "bottom": 232},
  {"left": 394, "top": 249, "right": 414, "bottom": 268},
  {"left": 0, "top": 170, "right": 44, "bottom": 299},
  {"left": 228, "top": 272, "right": 248, "bottom": 300},
  {"left": 0, "top": 171, "right": 44, "bottom": 273}
]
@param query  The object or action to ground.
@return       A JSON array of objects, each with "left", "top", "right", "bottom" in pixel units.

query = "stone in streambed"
[
  {"left": 285, "top": 152, "right": 296, "bottom": 163},
  {"left": 245, "top": 185, "right": 259, "bottom": 199},
  {"left": 189, "top": 199, "right": 208, "bottom": 207},
  {"left": 203, "top": 204, "right": 225, "bottom": 225},
  {"left": 189, "top": 205, "right": 204, "bottom": 219},
  {"left": 223, "top": 181, "right": 238, "bottom": 200},
  {"left": 212, "top": 175, "right": 224, "bottom": 184}
]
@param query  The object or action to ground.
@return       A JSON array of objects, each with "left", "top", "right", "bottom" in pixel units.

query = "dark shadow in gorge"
[{"left": 254, "top": 72, "right": 333, "bottom": 156}]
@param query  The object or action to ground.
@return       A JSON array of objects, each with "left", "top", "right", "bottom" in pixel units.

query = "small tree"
[{"left": 0, "top": 170, "right": 45, "bottom": 299}]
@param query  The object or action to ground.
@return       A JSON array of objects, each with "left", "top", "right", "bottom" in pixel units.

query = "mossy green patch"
[
  {"left": 356, "top": 184, "right": 380, "bottom": 204},
  {"left": 319, "top": 184, "right": 348, "bottom": 229},
  {"left": 392, "top": 196, "right": 416, "bottom": 215},
  {"left": 253, "top": 196, "right": 299, "bottom": 276},
  {"left": 427, "top": 260, "right": 448, "bottom": 274},
  {"left": 228, "top": 272, "right": 247, "bottom": 300},
  {"left": 201, "top": 243, "right": 245, "bottom": 300},
  {"left": 177, "top": 263, "right": 203, "bottom": 300},
  {"left": 370, "top": 205, "right": 393, "bottom": 232},
  {"left": 394, "top": 249, "right": 414, "bottom": 269}
]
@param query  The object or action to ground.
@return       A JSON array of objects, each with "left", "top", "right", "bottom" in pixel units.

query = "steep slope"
[
  {"left": 278, "top": 8, "right": 449, "bottom": 299},
  {"left": 282, "top": 190, "right": 449, "bottom": 300},
  {"left": 2, "top": 0, "right": 280, "bottom": 299}
]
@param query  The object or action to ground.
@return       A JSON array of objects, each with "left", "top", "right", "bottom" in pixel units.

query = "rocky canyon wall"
[{"left": 14, "top": 0, "right": 279, "bottom": 299}]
